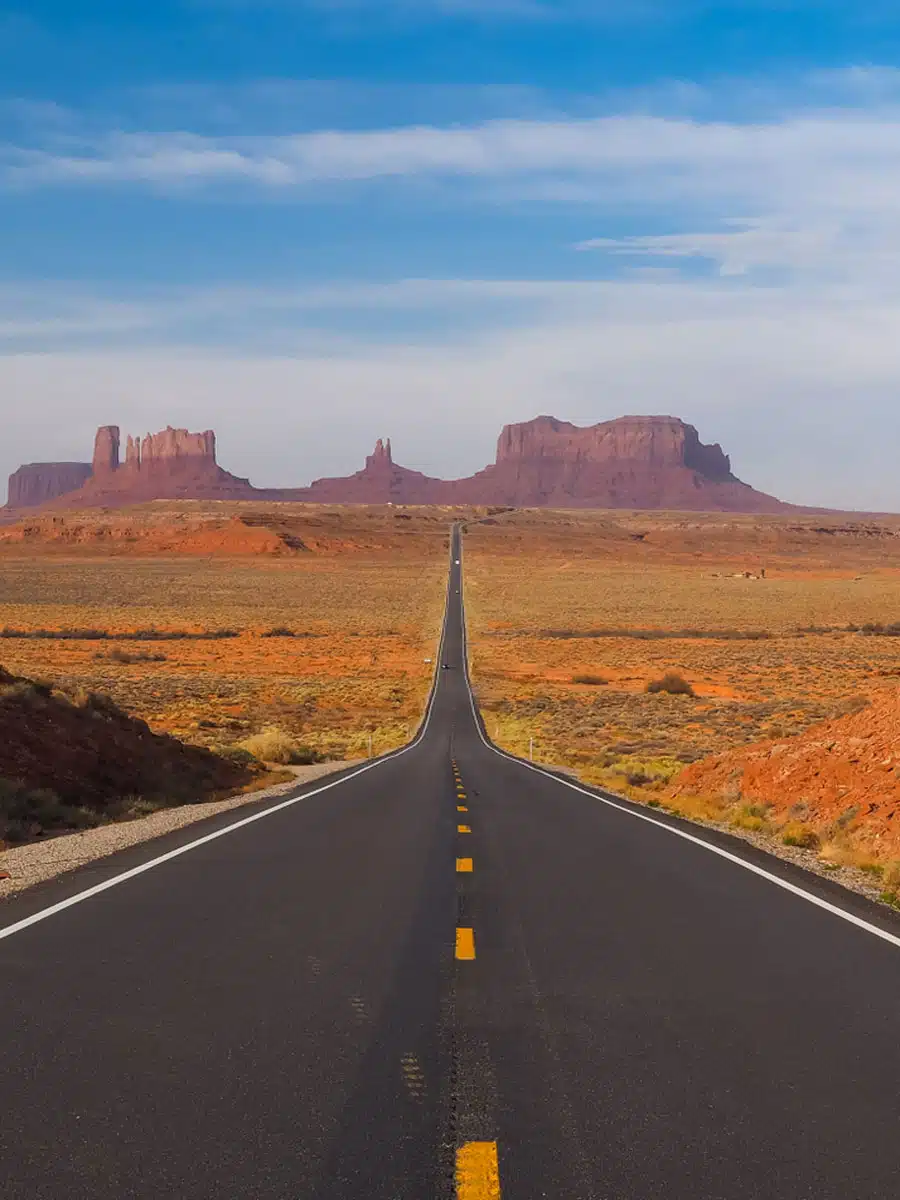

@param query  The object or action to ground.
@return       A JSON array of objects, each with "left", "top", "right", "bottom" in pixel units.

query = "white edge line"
[
  {"left": 0, "top": 536, "right": 457, "bottom": 943},
  {"left": 457, "top": 528, "right": 900, "bottom": 954}
]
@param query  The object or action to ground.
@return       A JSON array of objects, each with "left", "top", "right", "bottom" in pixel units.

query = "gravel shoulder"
[{"left": 0, "top": 761, "right": 362, "bottom": 899}]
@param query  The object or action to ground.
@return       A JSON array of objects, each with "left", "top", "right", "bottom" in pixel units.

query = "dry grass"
[{"left": 0, "top": 506, "right": 449, "bottom": 759}]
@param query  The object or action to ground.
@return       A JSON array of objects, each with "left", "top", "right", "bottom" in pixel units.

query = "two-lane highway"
[{"left": 4, "top": 526, "right": 900, "bottom": 1198}]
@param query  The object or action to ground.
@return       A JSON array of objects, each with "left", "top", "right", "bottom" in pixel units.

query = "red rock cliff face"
[
  {"left": 139, "top": 428, "right": 218, "bottom": 473},
  {"left": 495, "top": 415, "right": 732, "bottom": 480},
  {"left": 470, "top": 414, "right": 778, "bottom": 511},
  {"left": 61, "top": 426, "right": 255, "bottom": 505},
  {"left": 92, "top": 426, "right": 121, "bottom": 476},
  {"left": 7, "top": 463, "right": 93, "bottom": 508}
]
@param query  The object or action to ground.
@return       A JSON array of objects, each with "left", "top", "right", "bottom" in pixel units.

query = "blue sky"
[{"left": 4, "top": 1, "right": 900, "bottom": 506}]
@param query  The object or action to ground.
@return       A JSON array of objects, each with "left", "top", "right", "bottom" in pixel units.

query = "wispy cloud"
[
  {"left": 7, "top": 64, "right": 900, "bottom": 200},
  {"left": 576, "top": 221, "right": 843, "bottom": 276},
  {"left": 5, "top": 108, "right": 900, "bottom": 202}
]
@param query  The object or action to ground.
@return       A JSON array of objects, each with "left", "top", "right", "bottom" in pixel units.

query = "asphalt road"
[{"left": 3, "top": 526, "right": 900, "bottom": 1198}]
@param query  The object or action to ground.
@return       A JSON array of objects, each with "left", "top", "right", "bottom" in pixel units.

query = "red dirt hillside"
[
  {"left": 668, "top": 689, "right": 900, "bottom": 861},
  {"left": 0, "top": 667, "right": 256, "bottom": 845}
]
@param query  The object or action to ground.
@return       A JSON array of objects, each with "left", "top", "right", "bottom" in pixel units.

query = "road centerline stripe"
[
  {"left": 457, "top": 858, "right": 474, "bottom": 873},
  {"left": 456, "top": 1141, "right": 501, "bottom": 1199},
  {"left": 456, "top": 927, "right": 476, "bottom": 960}
]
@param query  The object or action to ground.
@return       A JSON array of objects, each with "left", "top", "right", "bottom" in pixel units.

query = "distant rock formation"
[
  {"left": 92, "top": 425, "right": 121, "bottom": 477},
  {"left": 7, "top": 462, "right": 93, "bottom": 509},
  {"left": 66, "top": 425, "right": 256, "bottom": 505},
  {"left": 7, "top": 415, "right": 791, "bottom": 513},
  {"left": 453, "top": 414, "right": 778, "bottom": 511},
  {"left": 293, "top": 415, "right": 787, "bottom": 512}
]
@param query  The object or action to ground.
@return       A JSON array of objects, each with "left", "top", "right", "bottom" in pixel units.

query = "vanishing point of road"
[{"left": 3, "top": 526, "right": 900, "bottom": 1198}]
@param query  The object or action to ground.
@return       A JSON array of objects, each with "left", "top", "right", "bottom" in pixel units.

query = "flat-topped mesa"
[
  {"left": 7, "top": 462, "right": 93, "bottom": 508},
  {"left": 495, "top": 415, "right": 734, "bottom": 481}
]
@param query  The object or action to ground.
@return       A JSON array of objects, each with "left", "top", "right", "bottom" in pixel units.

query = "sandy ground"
[{"left": 0, "top": 760, "right": 363, "bottom": 899}]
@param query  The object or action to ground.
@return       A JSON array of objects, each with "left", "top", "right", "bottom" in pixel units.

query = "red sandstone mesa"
[
  {"left": 6, "top": 463, "right": 94, "bottom": 508},
  {"left": 71, "top": 425, "right": 256, "bottom": 504},
  {"left": 6, "top": 415, "right": 790, "bottom": 513}
]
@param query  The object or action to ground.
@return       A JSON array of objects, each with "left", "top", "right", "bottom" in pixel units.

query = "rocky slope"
[
  {"left": 7, "top": 415, "right": 790, "bottom": 513},
  {"left": 668, "top": 690, "right": 900, "bottom": 862}
]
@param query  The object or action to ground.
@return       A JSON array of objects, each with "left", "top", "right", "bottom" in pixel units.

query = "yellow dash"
[
  {"left": 455, "top": 927, "right": 476, "bottom": 960},
  {"left": 458, "top": 824, "right": 472, "bottom": 834},
  {"left": 457, "top": 858, "right": 473, "bottom": 873},
  {"left": 456, "top": 1141, "right": 501, "bottom": 1198},
  {"left": 457, "top": 805, "right": 468, "bottom": 813}
]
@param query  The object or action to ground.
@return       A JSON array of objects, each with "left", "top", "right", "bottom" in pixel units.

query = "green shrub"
[
  {"left": 646, "top": 671, "right": 695, "bottom": 697},
  {"left": 217, "top": 746, "right": 260, "bottom": 767},
  {"left": 0, "top": 778, "right": 99, "bottom": 843},
  {"left": 782, "top": 824, "right": 820, "bottom": 850},
  {"left": 289, "top": 746, "right": 322, "bottom": 766},
  {"left": 571, "top": 673, "right": 608, "bottom": 686},
  {"left": 99, "top": 647, "right": 168, "bottom": 664}
]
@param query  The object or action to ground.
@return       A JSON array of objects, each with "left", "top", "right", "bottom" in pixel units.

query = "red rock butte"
[{"left": 6, "top": 415, "right": 790, "bottom": 513}]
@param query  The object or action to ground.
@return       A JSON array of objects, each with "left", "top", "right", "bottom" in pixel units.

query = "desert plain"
[{"left": 0, "top": 504, "right": 451, "bottom": 764}]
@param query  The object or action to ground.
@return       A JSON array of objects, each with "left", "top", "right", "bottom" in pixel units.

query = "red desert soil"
[{"left": 668, "top": 691, "right": 900, "bottom": 860}]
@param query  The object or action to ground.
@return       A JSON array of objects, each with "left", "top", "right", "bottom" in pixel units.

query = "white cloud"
[
  {"left": 5, "top": 107, "right": 900, "bottom": 226},
  {"left": 577, "top": 221, "right": 843, "bottom": 275}
]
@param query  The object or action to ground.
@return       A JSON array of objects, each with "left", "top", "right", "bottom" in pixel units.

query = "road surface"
[{"left": 3, "top": 526, "right": 900, "bottom": 1198}]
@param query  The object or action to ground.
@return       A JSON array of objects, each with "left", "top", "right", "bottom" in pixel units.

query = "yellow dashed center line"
[
  {"left": 456, "top": 857, "right": 473, "bottom": 873},
  {"left": 455, "top": 927, "right": 476, "bottom": 960},
  {"left": 458, "top": 825, "right": 472, "bottom": 834},
  {"left": 456, "top": 1141, "right": 501, "bottom": 1198},
  {"left": 458, "top": 805, "right": 468, "bottom": 813}
]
